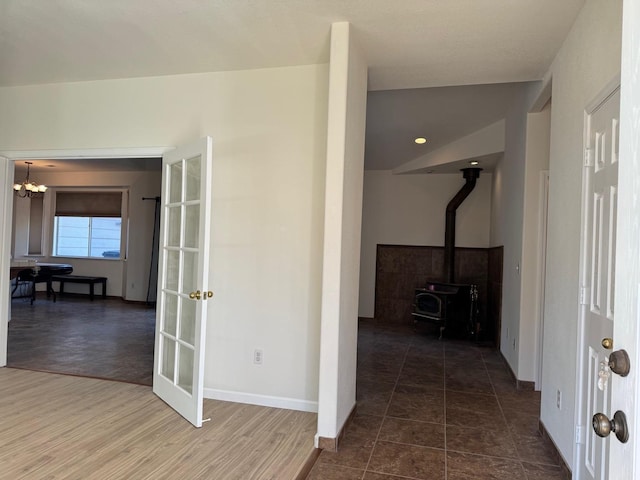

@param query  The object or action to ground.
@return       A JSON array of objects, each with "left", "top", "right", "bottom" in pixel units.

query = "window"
[
  {"left": 53, "top": 216, "right": 122, "bottom": 258},
  {"left": 52, "top": 191, "right": 125, "bottom": 259}
]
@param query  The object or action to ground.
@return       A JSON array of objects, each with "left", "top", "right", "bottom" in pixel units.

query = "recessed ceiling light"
[
  {"left": 414, "top": 137, "right": 427, "bottom": 144},
  {"left": 469, "top": 161, "right": 479, "bottom": 166}
]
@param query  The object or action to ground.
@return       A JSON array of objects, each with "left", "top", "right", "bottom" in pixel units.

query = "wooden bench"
[{"left": 51, "top": 275, "right": 108, "bottom": 301}]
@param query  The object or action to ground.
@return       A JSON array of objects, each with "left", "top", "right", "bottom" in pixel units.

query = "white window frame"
[{"left": 47, "top": 187, "right": 129, "bottom": 260}]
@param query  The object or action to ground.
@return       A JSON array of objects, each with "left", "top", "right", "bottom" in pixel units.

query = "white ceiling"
[
  {"left": 2, "top": 1, "right": 584, "bottom": 172},
  {"left": 1, "top": 0, "right": 583, "bottom": 90},
  {"left": 365, "top": 83, "right": 526, "bottom": 171}
]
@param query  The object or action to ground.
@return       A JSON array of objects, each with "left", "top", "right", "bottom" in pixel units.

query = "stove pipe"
[{"left": 444, "top": 168, "right": 482, "bottom": 283}]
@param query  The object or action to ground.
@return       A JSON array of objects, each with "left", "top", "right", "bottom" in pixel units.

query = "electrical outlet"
[
  {"left": 253, "top": 349, "right": 263, "bottom": 365},
  {"left": 557, "top": 389, "right": 562, "bottom": 409}
]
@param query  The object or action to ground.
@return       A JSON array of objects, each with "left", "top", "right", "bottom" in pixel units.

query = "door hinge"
[
  {"left": 576, "top": 425, "right": 586, "bottom": 445},
  {"left": 584, "top": 148, "right": 594, "bottom": 167},
  {"left": 580, "top": 287, "right": 590, "bottom": 306}
]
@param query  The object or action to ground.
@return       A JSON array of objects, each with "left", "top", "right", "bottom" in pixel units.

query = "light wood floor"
[{"left": 0, "top": 368, "right": 318, "bottom": 480}]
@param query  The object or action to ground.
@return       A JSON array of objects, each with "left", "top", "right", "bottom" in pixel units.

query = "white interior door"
[
  {"left": 577, "top": 87, "right": 620, "bottom": 479},
  {"left": 609, "top": 3, "right": 640, "bottom": 476},
  {"left": 153, "top": 136, "right": 213, "bottom": 428}
]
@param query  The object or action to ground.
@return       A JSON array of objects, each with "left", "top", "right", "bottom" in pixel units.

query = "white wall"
[
  {"left": 358, "top": 170, "right": 492, "bottom": 318},
  {"left": 490, "top": 82, "right": 540, "bottom": 374},
  {"left": 518, "top": 103, "right": 551, "bottom": 383},
  {"left": 541, "top": 0, "right": 622, "bottom": 466},
  {"left": 0, "top": 63, "right": 329, "bottom": 410},
  {"left": 11, "top": 169, "right": 161, "bottom": 301},
  {"left": 317, "top": 22, "right": 368, "bottom": 444}
]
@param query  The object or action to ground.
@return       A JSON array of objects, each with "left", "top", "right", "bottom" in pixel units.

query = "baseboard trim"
[
  {"left": 539, "top": 420, "right": 572, "bottom": 480},
  {"left": 314, "top": 403, "right": 357, "bottom": 452},
  {"left": 499, "top": 351, "right": 536, "bottom": 390},
  {"left": 204, "top": 388, "right": 318, "bottom": 413}
]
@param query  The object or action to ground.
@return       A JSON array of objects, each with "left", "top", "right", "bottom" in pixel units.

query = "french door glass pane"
[
  {"left": 182, "top": 251, "right": 198, "bottom": 294},
  {"left": 167, "top": 206, "right": 182, "bottom": 247},
  {"left": 165, "top": 250, "right": 180, "bottom": 292},
  {"left": 180, "top": 299, "right": 196, "bottom": 346},
  {"left": 185, "top": 156, "right": 201, "bottom": 202},
  {"left": 178, "top": 345, "right": 194, "bottom": 394},
  {"left": 170, "top": 162, "right": 183, "bottom": 204},
  {"left": 184, "top": 205, "right": 199, "bottom": 248},
  {"left": 161, "top": 336, "right": 176, "bottom": 381},
  {"left": 164, "top": 293, "right": 178, "bottom": 337}
]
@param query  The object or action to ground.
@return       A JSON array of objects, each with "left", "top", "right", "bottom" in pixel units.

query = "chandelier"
[{"left": 13, "top": 161, "right": 47, "bottom": 197}]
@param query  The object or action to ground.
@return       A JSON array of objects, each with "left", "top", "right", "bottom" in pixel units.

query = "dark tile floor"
[
  {"left": 307, "top": 320, "right": 565, "bottom": 480},
  {"left": 8, "top": 294, "right": 155, "bottom": 385}
]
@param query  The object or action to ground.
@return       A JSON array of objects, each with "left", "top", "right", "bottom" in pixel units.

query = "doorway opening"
[{"left": 3, "top": 152, "right": 164, "bottom": 386}]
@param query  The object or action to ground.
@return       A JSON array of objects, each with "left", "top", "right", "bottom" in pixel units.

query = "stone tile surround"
[{"left": 374, "top": 245, "right": 503, "bottom": 344}]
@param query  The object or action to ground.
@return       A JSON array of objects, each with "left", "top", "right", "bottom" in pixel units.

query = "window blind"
[{"left": 55, "top": 192, "right": 122, "bottom": 217}]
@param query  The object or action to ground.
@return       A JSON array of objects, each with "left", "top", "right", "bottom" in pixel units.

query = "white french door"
[{"left": 153, "top": 136, "right": 213, "bottom": 427}]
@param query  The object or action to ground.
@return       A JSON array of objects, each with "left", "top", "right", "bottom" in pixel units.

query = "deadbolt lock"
[
  {"left": 602, "top": 338, "right": 613, "bottom": 350},
  {"left": 592, "top": 411, "right": 629, "bottom": 443},
  {"left": 609, "top": 349, "right": 631, "bottom": 377}
]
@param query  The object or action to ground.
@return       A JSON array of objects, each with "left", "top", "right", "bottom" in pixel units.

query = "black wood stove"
[
  {"left": 412, "top": 281, "right": 478, "bottom": 338},
  {"left": 412, "top": 168, "right": 482, "bottom": 339}
]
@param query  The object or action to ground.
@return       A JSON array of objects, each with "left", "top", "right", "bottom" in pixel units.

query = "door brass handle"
[
  {"left": 203, "top": 291, "right": 214, "bottom": 300},
  {"left": 189, "top": 290, "right": 201, "bottom": 300},
  {"left": 602, "top": 338, "right": 613, "bottom": 349}
]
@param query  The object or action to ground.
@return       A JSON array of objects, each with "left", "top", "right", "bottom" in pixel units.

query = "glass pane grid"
[{"left": 159, "top": 153, "right": 203, "bottom": 399}]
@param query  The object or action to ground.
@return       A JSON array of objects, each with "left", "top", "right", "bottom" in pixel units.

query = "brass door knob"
[
  {"left": 592, "top": 411, "right": 629, "bottom": 443},
  {"left": 189, "top": 290, "right": 201, "bottom": 300},
  {"left": 204, "top": 291, "right": 213, "bottom": 300},
  {"left": 602, "top": 338, "right": 613, "bottom": 349}
]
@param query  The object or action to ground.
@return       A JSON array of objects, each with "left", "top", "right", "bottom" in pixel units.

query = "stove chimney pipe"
[{"left": 444, "top": 168, "right": 482, "bottom": 283}]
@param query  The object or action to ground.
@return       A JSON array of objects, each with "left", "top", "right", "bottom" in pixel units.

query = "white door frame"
[
  {"left": 0, "top": 146, "right": 171, "bottom": 368},
  {"left": 535, "top": 170, "right": 550, "bottom": 390}
]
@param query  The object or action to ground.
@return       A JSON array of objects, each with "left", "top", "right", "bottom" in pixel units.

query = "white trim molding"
[
  {"left": 204, "top": 388, "right": 318, "bottom": 413},
  {"left": 0, "top": 147, "right": 172, "bottom": 160}
]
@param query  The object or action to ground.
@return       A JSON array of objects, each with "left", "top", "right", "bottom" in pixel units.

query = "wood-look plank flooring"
[
  {"left": 0, "top": 368, "right": 317, "bottom": 480},
  {"left": 8, "top": 295, "right": 155, "bottom": 385}
]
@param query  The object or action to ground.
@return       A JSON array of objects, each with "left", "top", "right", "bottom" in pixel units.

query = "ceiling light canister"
[
  {"left": 470, "top": 161, "right": 479, "bottom": 166},
  {"left": 414, "top": 137, "right": 427, "bottom": 144}
]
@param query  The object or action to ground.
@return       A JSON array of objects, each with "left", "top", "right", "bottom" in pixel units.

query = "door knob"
[
  {"left": 203, "top": 291, "right": 214, "bottom": 300},
  {"left": 189, "top": 290, "right": 201, "bottom": 300},
  {"left": 608, "top": 349, "right": 630, "bottom": 377},
  {"left": 592, "top": 411, "right": 629, "bottom": 443},
  {"left": 602, "top": 338, "right": 613, "bottom": 349}
]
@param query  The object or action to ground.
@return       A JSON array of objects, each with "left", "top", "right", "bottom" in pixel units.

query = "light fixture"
[
  {"left": 13, "top": 162, "right": 47, "bottom": 197},
  {"left": 469, "top": 160, "right": 479, "bottom": 166},
  {"left": 414, "top": 137, "right": 427, "bottom": 144}
]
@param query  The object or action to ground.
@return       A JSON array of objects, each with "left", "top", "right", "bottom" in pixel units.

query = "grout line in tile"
[
  {"left": 481, "top": 347, "right": 531, "bottom": 475},
  {"left": 360, "top": 339, "right": 412, "bottom": 480}
]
